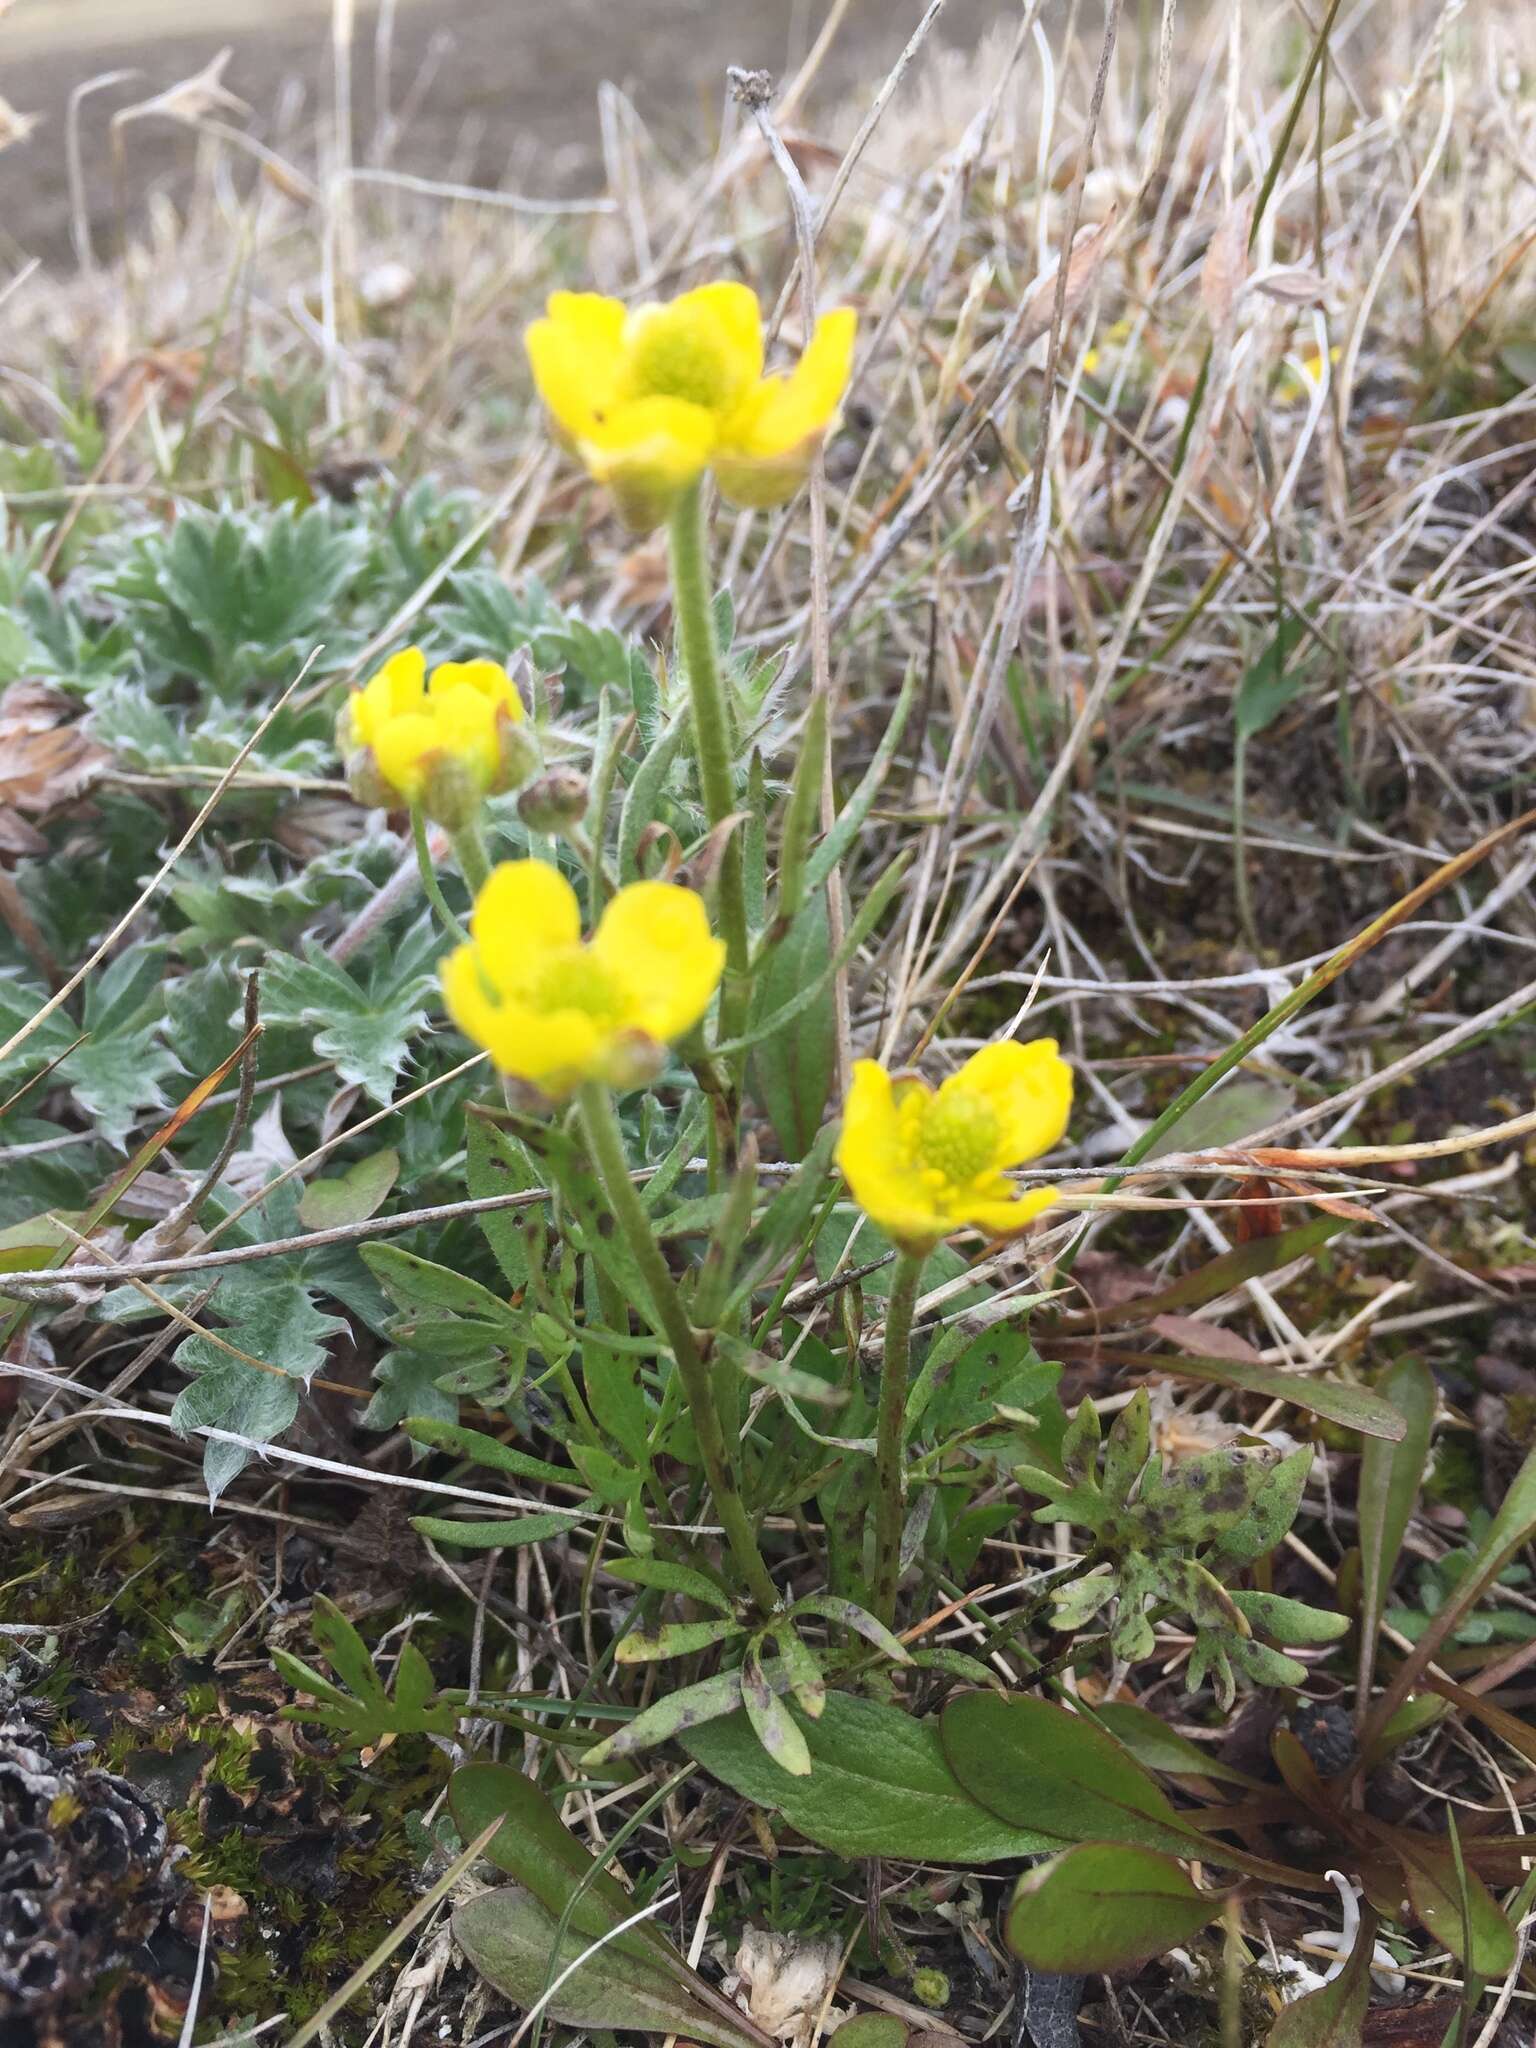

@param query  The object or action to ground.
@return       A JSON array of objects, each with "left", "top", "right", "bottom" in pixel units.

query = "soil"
[{"left": 2, "top": 0, "right": 998, "bottom": 271}]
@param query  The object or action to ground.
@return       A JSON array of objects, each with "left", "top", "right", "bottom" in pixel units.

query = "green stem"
[
  {"left": 576, "top": 1081, "right": 777, "bottom": 1615},
  {"left": 1232, "top": 727, "right": 1259, "bottom": 957},
  {"left": 667, "top": 482, "right": 751, "bottom": 1044},
  {"left": 410, "top": 807, "right": 470, "bottom": 945},
  {"left": 873, "top": 1250, "right": 925, "bottom": 1629},
  {"left": 449, "top": 818, "right": 494, "bottom": 899}
]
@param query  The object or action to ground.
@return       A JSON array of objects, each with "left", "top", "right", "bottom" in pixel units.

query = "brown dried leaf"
[
  {"left": 1250, "top": 265, "right": 1331, "bottom": 307},
  {"left": 112, "top": 48, "right": 249, "bottom": 131},
  {"left": 1149, "top": 1314, "right": 1265, "bottom": 1364},
  {"left": 1201, "top": 195, "right": 1254, "bottom": 333},
  {"left": 0, "top": 683, "right": 110, "bottom": 823},
  {"left": 1233, "top": 1175, "right": 1285, "bottom": 1243},
  {"left": 1071, "top": 1249, "right": 1164, "bottom": 1316},
  {"left": 1018, "top": 211, "right": 1119, "bottom": 352}
]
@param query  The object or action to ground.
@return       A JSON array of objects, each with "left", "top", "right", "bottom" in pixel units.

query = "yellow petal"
[
  {"left": 469, "top": 859, "right": 582, "bottom": 997},
  {"left": 961, "top": 1185, "right": 1061, "bottom": 1238},
  {"left": 352, "top": 645, "right": 427, "bottom": 747},
  {"left": 525, "top": 290, "right": 628, "bottom": 441},
  {"left": 714, "top": 307, "right": 856, "bottom": 507},
  {"left": 591, "top": 880, "right": 725, "bottom": 1042},
  {"left": 427, "top": 684, "right": 501, "bottom": 791},
  {"left": 578, "top": 396, "right": 715, "bottom": 529},
  {"left": 442, "top": 947, "right": 603, "bottom": 1096},
  {"left": 772, "top": 306, "right": 857, "bottom": 442},
  {"left": 430, "top": 659, "right": 525, "bottom": 722},
  {"left": 835, "top": 1061, "right": 949, "bottom": 1250},
  {"left": 370, "top": 710, "right": 438, "bottom": 804},
  {"left": 952, "top": 1039, "right": 1073, "bottom": 1167}
]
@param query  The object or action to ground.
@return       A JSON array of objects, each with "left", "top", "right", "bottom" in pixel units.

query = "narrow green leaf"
[
  {"left": 605, "top": 1557, "right": 735, "bottom": 1615},
  {"left": 586, "top": 1668, "right": 748, "bottom": 1766},
  {"left": 410, "top": 1512, "right": 574, "bottom": 1549},
  {"left": 311, "top": 1596, "right": 387, "bottom": 1704},
  {"left": 803, "top": 662, "right": 916, "bottom": 893},
  {"left": 748, "top": 896, "right": 837, "bottom": 1160},
  {"left": 1229, "top": 1591, "right": 1349, "bottom": 1645},
  {"left": 362, "top": 1242, "right": 519, "bottom": 1325},
  {"left": 1234, "top": 612, "right": 1310, "bottom": 739},
  {"left": 791, "top": 1594, "right": 912, "bottom": 1666},
  {"left": 465, "top": 1113, "right": 543, "bottom": 1288},
  {"left": 742, "top": 1652, "right": 812, "bottom": 1777},
  {"left": 1357, "top": 1357, "right": 1435, "bottom": 1702},
  {"left": 402, "top": 1416, "right": 577, "bottom": 1487},
  {"left": 618, "top": 709, "right": 689, "bottom": 885},
  {"left": 716, "top": 852, "right": 909, "bottom": 1057},
  {"left": 1142, "top": 1076, "right": 1295, "bottom": 1159},
  {"left": 615, "top": 1619, "right": 747, "bottom": 1664}
]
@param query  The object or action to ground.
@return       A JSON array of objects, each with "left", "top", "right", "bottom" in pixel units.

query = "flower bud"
[
  {"left": 517, "top": 767, "right": 589, "bottom": 836},
  {"left": 342, "top": 745, "right": 396, "bottom": 813},
  {"left": 602, "top": 1028, "right": 668, "bottom": 1092},
  {"left": 495, "top": 713, "right": 543, "bottom": 794}
]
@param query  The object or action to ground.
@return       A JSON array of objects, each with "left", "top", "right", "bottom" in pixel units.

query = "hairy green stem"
[
  {"left": 576, "top": 1081, "right": 777, "bottom": 1615},
  {"left": 410, "top": 807, "right": 470, "bottom": 945},
  {"left": 873, "top": 1250, "right": 925, "bottom": 1629},
  {"left": 448, "top": 819, "right": 494, "bottom": 900},
  {"left": 667, "top": 482, "right": 750, "bottom": 1043}
]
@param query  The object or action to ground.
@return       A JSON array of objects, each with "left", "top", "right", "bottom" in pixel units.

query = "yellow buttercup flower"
[
  {"left": 525, "top": 282, "right": 857, "bottom": 527},
  {"left": 1276, "top": 344, "right": 1340, "bottom": 406},
  {"left": 836, "top": 1041, "right": 1073, "bottom": 1254},
  {"left": 340, "top": 647, "right": 534, "bottom": 827},
  {"left": 442, "top": 860, "right": 725, "bottom": 1098}
]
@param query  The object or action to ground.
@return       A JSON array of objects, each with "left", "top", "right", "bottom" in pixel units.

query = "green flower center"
[
  {"left": 533, "top": 950, "right": 621, "bottom": 1023},
  {"left": 629, "top": 314, "right": 734, "bottom": 412},
  {"left": 917, "top": 1089, "right": 1000, "bottom": 1187}
]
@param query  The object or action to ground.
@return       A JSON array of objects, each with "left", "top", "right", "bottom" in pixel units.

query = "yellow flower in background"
[
  {"left": 525, "top": 282, "right": 857, "bottom": 527},
  {"left": 837, "top": 1040, "right": 1073, "bottom": 1254},
  {"left": 1276, "top": 344, "right": 1341, "bottom": 406},
  {"left": 442, "top": 860, "right": 725, "bottom": 1097},
  {"left": 340, "top": 648, "right": 533, "bottom": 827}
]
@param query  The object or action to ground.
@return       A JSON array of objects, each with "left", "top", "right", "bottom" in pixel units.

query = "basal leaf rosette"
[
  {"left": 442, "top": 859, "right": 725, "bottom": 1099},
  {"left": 525, "top": 282, "right": 856, "bottom": 528},
  {"left": 340, "top": 647, "right": 536, "bottom": 828},
  {"left": 836, "top": 1040, "right": 1073, "bottom": 1255}
]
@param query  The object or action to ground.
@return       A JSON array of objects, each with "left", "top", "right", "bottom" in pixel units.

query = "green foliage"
[
  {"left": 261, "top": 923, "right": 441, "bottom": 1105},
  {"left": 680, "top": 1693, "right": 1058, "bottom": 1861},
  {"left": 8, "top": 349, "right": 1521, "bottom": 2042},
  {"left": 1017, "top": 1388, "right": 1335, "bottom": 1705},
  {"left": 273, "top": 1595, "right": 458, "bottom": 1745},
  {"left": 1003, "top": 1843, "right": 1234, "bottom": 1972},
  {"left": 98, "top": 505, "right": 367, "bottom": 696},
  {"left": 172, "top": 1265, "right": 349, "bottom": 1500},
  {"left": 1, "top": 945, "right": 183, "bottom": 1146},
  {"left": 448, "top": 1763, "right": 772, "bottom": 2048}
]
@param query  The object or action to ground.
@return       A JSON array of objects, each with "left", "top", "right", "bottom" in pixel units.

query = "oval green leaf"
[
  {"left": 941, "top": 1692, "right": 1203, "bottom": 1855},
  {"left": 1004, "top": 1843, "right": 1233, "bottom": 1972},
  {"left": 683, "top": 1692, "right": 1060, "bottom": 1863}
]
